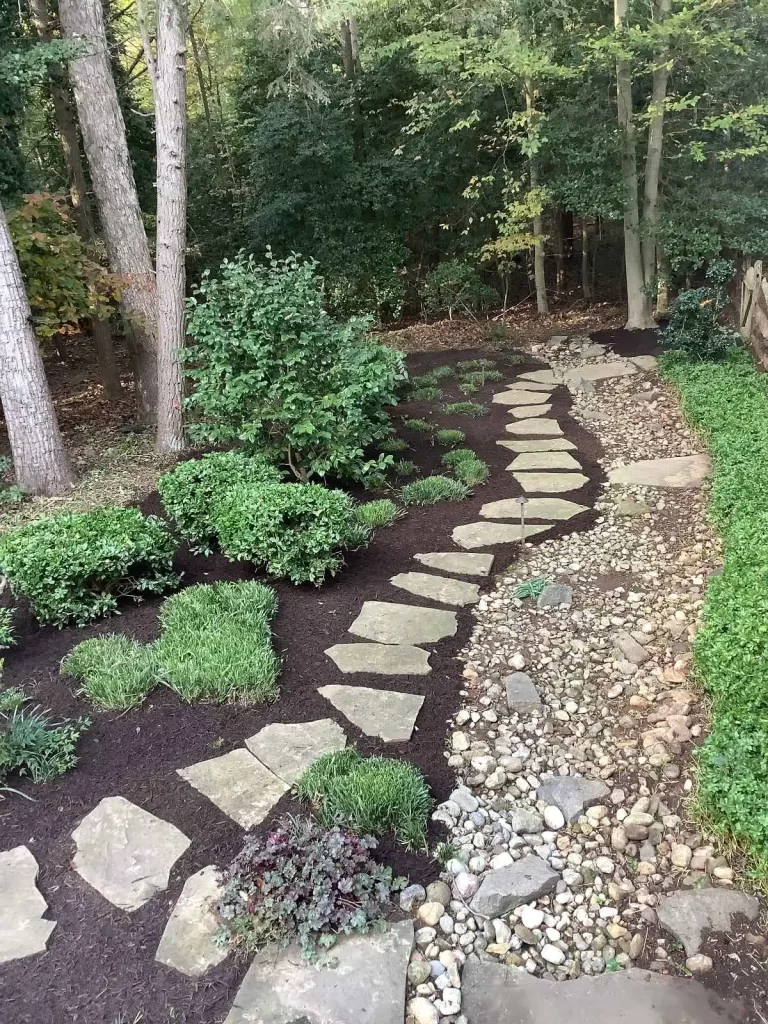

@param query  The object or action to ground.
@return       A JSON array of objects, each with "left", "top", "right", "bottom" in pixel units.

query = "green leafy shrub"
[
  {"left": 62, "top": 636, "right": 157, "bottom": 710},
  {"left": 443, "top": 401, "right": 487, "bottom": 418},
  {"left": 378, "top": 436, "right": 408, "bottom": 454},
  {"left": 434, "top": 428, "right": 466, "bottom": 446},
  {"left": 661, "top": 259, "right": 739, "bottom": 360},
  {"left": 421, "top": 260, "right": 498, "bottom": 317},
  {"left": 213, "top": 483, "right": 369, "bottom": 584},
  {"left": 356, "top": 499, "right": 402, "bottom": 530},
  {"left": 400, "top": 475, "right": 470, "bottom": 506},
  {"left": 441, "top": 449, "right": 490, "bottom": 486},
  {"left": 0, "top": 693, "right": 89, "bottom": 788},
  {"left": 297, "top": 748, "right": 432, "bottom": 849},
  {"left": 0, "top": 509, "right": 179, "bottom": 627},
  {"left": 217, "top": 815, "right": 404, "bottom": 962},
  {"left": 159, "top": 451, "right": 283, "bottom": 553},
  {"left": 185, "top": 252, "right": 406, "bottom": 483},
  {"left": 402, "top": 417, "right": 434, "bottom": 433}
]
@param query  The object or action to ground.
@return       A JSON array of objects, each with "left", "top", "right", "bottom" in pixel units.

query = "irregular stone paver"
[
  {"left": 615, "top": 496, "right": 651, "bottom": 516},
  {"left": 481, "top": 497, "right": 588, "bottom": 521},
  {"left": 318, "top": 685, "right": 424, "bottom": 742},
  {"left": 245, "top": 719, "right": 347, "bottom": 785},
  {"left": 565, "top": 360, "right": 637, "bottom": 381},
  {"left": 470, "top": 856, "right": 559, "bottom": 917},
  {"left": 505, "top": 672, "right": 541, "bottom": 711},
  {"left": 509, "top": 404, "right": 553, "bottom": 419},
  {"left": 461, "top": 961, "right": 742, "bottom": 1023},
  {"left": 513, "top": 471, "right": 589, "bottom": 494},
  {"left": 613, "top": 629, "right": 650, "bottom": 665},
  {"left": 505, "top": 419, "right": 563, "bottom": 436},
  {"left": 493, "top": 390, "right": 552, "bottom": 406},
  {"left": 414, "top": 551, "right": 494, "bottom": 576},
  {"left": 497, "top": 438, "right": 576, "bottom": 453},
  {"left": 177, "top": 750, "right": 288, "bottom": 830},
  {"left": 537, "top": 776, "right": 610, "bottom": 823},
  {"left": 506, "top": 381, "right": 555, "bottom": 392},
  {"left": 325, "top": 642, "right": 431, "bottom": 675},
  {"left": 349, "top": 601, "right": 457, "bottom": 645},
  {"left": 0, "top": 846, "right": 55, "bottom": 963},
  {"left": 629, "top": 354, "right": 659, "bottom": 371},
  {"left": 155, "top": 865, "right": 227, "bottom": 977},
  {"left": 224, "top": 919, "right": 414, "bottom": 1024},
  {"left": 452, "top": 522, "right": 554, "bottom": 550},
  {"left": 390, "top": 571, "right": 480, "bottom": 607},
  {"left": 537, "top": 583, "right": 573, "bottom": 608},
  {"left": 656, "top": 890, "right": 760, "bottom": 956},
  {"left": 519, "top": 369, "right": 561, "bottom": 385},
  {"left": 508, "top": 451, "right": 581, "bottom": 471},
  {"left": 72, "top": 796, "right": 191, "bottom": 911},
  {"left": 608, "top": 453, "right": 711, "bottom": 488}
]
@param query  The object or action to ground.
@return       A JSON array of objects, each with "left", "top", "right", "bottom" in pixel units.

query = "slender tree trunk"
[
  {"left": 188, "top": 17, "right": 213, "bottom": 132},
  {"left": 581, "top": 219, "right": 593, "bottom": 301},
  {"left": 614, "top": 0, "right": 656, "bottom": 329},
  {"left": 656, "top": 245, "right": 671, "bottom": 315},
  {"left": 155, "top": 0, "right": 188, "bottom": 452},
  {"left": 525, "top": 78, "right": 548, "bottom": 315},
  {"left": 340, "top": 16, "right": 364, "bottom": 161},
  {"left": 59, "top": 0, "right": 158, "bottom": 419},
  {"left": 641, "top": 0, "right": 672, "bottom": 291},
  {"left": 552, "top": 208, "right": 566, "bottom": 299},
  {"left": 29, "top": 0, "right": 120, "bottom": 399},
  {"left": 135, "top": 0, "right": 157, "bottom": 102},
  {"left": 0, "top": 209, "right": 75, "bottom": 495}
]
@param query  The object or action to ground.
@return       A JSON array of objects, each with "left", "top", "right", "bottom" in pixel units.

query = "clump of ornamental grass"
[
  {"left": 434, "top": 428, "right": 465, "bottom": 447},
  {"left": 442, "top": 401, "right": 487, "bottom": 418},
  {"left": 356, "top": 499, "right": 403, "bottom": 530},
  {"left": 441, "top": 448, "right": 490, "bottom": 486},
  {"left": 400, "top": 475, "right": 470, "bottom": 506},
  {"left": 402, "top": 417, "right": 434, "bottom": 434}
]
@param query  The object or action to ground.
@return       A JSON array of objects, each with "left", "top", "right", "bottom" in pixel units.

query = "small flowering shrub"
[{"left": 216, "top": 815, "right": 405, "bottom": 962}]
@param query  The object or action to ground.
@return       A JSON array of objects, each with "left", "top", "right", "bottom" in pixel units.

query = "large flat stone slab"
[
  {"left": 493, "top": 389, "right": 552, "bottom": 406},
  {"left": 155, "top": 865, "right": 227, "bottom": 977},
  {"left": 565, "top": 360, "right": 637, "bottom": 381},
  {"left": 506, "top": 381, "right": 555, "bottom": 392},
  {"left": 481, "top": 497, "right": 588, "bottom": 521},
  {"left": 224, "top": 919, "right": 414, "bottom": 1024},
  {"left": 513, "top": 472, "right": 589, "bottom": 494},
  {"left": 245, "top": 719, "right": 347, "bottom": 785},
  {"left": 519, "top": 369, "right": 561, "bottom": 385},
  {"left": 537, "top": 776, "right": 610, "bottom": 823},
  {"left": 630, "top": 354, "right": 659, "bottom": 372},
  {"left": 177, "top": 749, "right": 288, "bottom": 830},
  {"left": 325, "top": 643, "right": 431, "bottom": 675},
  {"left": 462, "top": 961, "right": 742, "bottom": 1023},
  {"left": 656, "top": 890, "right": 760, "bottom": 956},
  {"left": 505, "top": 672, "right": 541, "bottom": 711},
  {"left": 414, "top": 551, "right": 494, "bottom": 576},
  {"left": 349, "top": 601, "right": 457, "bottom": 645},
  {"left": 72, "top": 796, "right": 191, "bottom": 911},
  {"left": 508, "top": 451, "right": 581, "bottom": 471},
  {"left": 497, "top": 438, "right": 576, "bottom": 453},
  {"left": 0, "top": 846, "right": 56, "bottom": 963},
  {"left": 318, "top": 685, "right": 424, "bottom": 742},
  {"left": 505, "top": 419, "right": 563, "bottom": 436},
  {"left": 452, "top": 522, "right": 554, "bottom": 550},
  {"left": 470, "top": 855, "right": 559, "bottom": 917},
  {"left": 509, "top": 404, "right": 552, "bottom": 419},
  {"left": 390, "top": 571, "right": 480, "bottom": 606},
  {"left": 608, "top": 454, "right": 711, "bottom": 488}
]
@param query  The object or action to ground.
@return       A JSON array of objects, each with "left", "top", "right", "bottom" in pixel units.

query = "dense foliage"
[
  {"left": 217, "top": 815, "right": 405, "bottom": 962},
  {"left": 661, "top": 260, "right": 739, "bottom": 360},
  {"left": 0, "top": 508, "right": 178, "bottom": 626}
]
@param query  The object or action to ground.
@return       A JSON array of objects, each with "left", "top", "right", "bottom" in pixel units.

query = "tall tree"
[
  {"left": 155, "top": 0, "right": 188, "bottom": 451},
  {"left": 640, "top": 0, "right": 672, "bottom": 297},
  {"left": 524, "top": 77, "right": 548, "bottom": 315},
  {"left": 0, "top": 206, "right": 75, "bottom": 495},
  {"left": 59, "top": 0, "right": 158, "bottom": 418}
]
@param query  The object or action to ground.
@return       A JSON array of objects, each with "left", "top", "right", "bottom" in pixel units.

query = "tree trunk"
[
  {"left": 525, "top": 78, "right": 548, "bottom": 315},
  {"left": 581, "top": 219, "right": 593, "bottom": 301},
  {"left": 340, "top": 16, "right": 364, "bottom": 161},
  {"left": 188, "top": 17, "right": 213, "bottom": 132},
  {"left": 29, "top": 0, "right": 120, "bottom": 400},
  {"left": 154, "top": 0, "right": 188, "bottom": 453},
  {"left": 59, "top": 0, "right": 158, "bottom": 419},
  {"left": 135, "top": 0, "right": 158, "bottom": 102},
  {"left": 656, "top": 245, "right": 671, "bottom": 315},
  {"left": 614, "top": 0, "right": 656, "bottom": 329},
  {"left": 552, "top": 208, "right": 566, "bottom": 299},
  {"left": 0, "top": 209, "right": 75, "bottom": 495},
  {"left": 641, "top": 0, "right": 672, "bottom": 291}
]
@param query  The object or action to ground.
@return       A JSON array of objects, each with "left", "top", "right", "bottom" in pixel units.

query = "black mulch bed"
[{"left": 0, "top": 348, "right": 605, "bottom": 1024}]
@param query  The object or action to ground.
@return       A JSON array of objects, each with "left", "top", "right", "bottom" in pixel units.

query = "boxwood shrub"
[{"left": 0, "top": 508, "right": 179, "bottom": 627}]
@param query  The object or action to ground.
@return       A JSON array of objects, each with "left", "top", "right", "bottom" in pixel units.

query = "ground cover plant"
[
  {"left": 159, "top": 451, "right": 283, "bottom": 553},
  {"left": 401, "top": 417, "right": 433, "bottom": 433},
  {"left": 400, "top": 475, "right": 470, "bottom": 506},
  {"left": 392, "top": 458, "right": 417, "bottom": 477},
  {"left": 379, "top": 436, "right": 408, "bottom": 454},
  {"left": 1, "top": 688, "right": 90, "bottom": 792},
  {"left": 408, "top": 384, "right": 443, "bottom": 402},
  {"left": 0, "top": 508, "right": 179, "bottom": 627},
  {"left": 297, "top": 748, "right": 432, "bottom": 849},
  {"left": 441, "top": 448, "right": 490, "bottom": 486},
  {"left": 434, "top": 428, "right": 465, "bottom": 447},
  {"left": 661, "top": 349, "right": 768, "bottom": 867},
  {"left": 442, "top": 401, "right": 487, "bottom": 418},
  {"left": 356, "top": 499, "right": 402, "bottom": 530},
  {"left": 217, "top": 815, "right": 405, "bottom": 962}
]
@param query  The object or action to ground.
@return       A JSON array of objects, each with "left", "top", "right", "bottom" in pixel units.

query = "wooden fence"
[{"left": 738, "top": 260, "right": 768, "bottom": 371}]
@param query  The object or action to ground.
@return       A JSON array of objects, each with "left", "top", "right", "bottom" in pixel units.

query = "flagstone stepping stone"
[
  {"left": 318, "top": 685, "right": 424, "bottom": 742},
  {"left": 493, "top": 389, "right": 552, "bottom": 406},
  {"left": 497, "top": 438, "right": 576, "bottom": 453},
  {"left": 481, "top": 497, "right": 588, "bottom": 521},
  {"left": 505, "top": 672, "right": 541, "bottom": 711},
  {"left": 390, "top": 571, "right": 480, "bottom": 606},
  {"left": 452, "top": 522, "right": 554, "bottom": 549},
  {"left": 513, "top": 471, "right": 589, "bottom": 494},
  {"left": 506, "top": 418, "right": 563, "bottom": 436},
  {"left": 470, "top": 855, "right": 559, "bottom": 917},
  {"left": 608, "top": 453, "right": 711, "bottom": 488},
  {"left": 72, "top": 796, "right": 191, "bottom": 911},
  {"left": 537, "top": 776, "right": 610, "bottom": 823},
  {"left": 519, "top": 369, "right": 561, "bottom": 385},
  {"left": 245, "top": 719, "right": 347, "bottom": 784},
  {"left": 509, "top": 404, "right": 552, "bottom": 419},
  {"left": 224, "top": 919, "right": 414, "bottom": 1024},
  {"left": 414, "top": 551, "right": 494, "bottom": 576},
  {"left": 177, "top": 749, "right": 288, "bottom": 830},
  {"left": 506, "top": 381, "right": 555, "bottom": 392},
  {"left": 155, "top": 865, "right": 227, "bottom": 977},
  {"left": 0, "top": 846, "right": 56, "bottom": 963},
  {"left": 630, "top": 354, "right": 659, "bottom": 371},
  {"left": 326, "top": 642, "right": 431, "bottom": 675},
  {"left": 508, "top": 451, "right": 581, "bottom": 471},
  {"left": 565, "top": 360, "right": 637, "bottom": 381},
  {"left": 656, "top": 890, "right": 760, "bottom": 956},
  {"left": 349, "top": 600, "right": 457, "bottom": 645}
]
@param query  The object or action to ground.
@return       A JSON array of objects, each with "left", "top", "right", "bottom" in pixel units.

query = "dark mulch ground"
[{"left": 0, "top": 349, "right": 605, "bottom": 1024}]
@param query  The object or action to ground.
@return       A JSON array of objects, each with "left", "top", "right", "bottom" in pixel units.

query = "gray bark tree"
[
  {"left": 59, "top": 0, "right": 159, "bottom": 418},
  {"left": 155, "top": 0, "right": 188, "bottom": 451},
  {"left": 525, "top": 78, "right": 548, "bottom": 315},
  {"left": 641, "top": 0, "right": 673, "bottom": 300},
  {"left": 0, "top": 208, "right": 75, "bottom": 495}
]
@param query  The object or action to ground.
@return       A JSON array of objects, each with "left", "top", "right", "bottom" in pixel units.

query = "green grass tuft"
[
  {"left": 400, "top": 475, "right": 470, "bottom": 506},
  {"left": 0, "top": 697, "right": 90, "bottom": 785},
  {"left": 458, "top": 380, "right": 480, "bottom": 394},
  {"left": 402, "top": 417, "right": 434, "bottom": 433},
  {"left": 392, "top": 458, "right": 418, "bottom": 477},
  {"left": 356, "top": 499, "right": 402, "bottom": 530},
  {"left": 62, "top": 635, "right": 157, "bottom": 710},
  {"left": 378, "top": 436, "right": 408, "bottom": 454},
  {"left": 434, "top": 428, "right": 466, "bottom": 447},
  {"left": 442, "top": 401, "right": 487, "bottom": 418},
  {"left": 441, "top": 448, "right": 490, "bottom": 486},
  {"left": 408, "top": 385, "right": 442, "bottom": 402},
  {"left": 457, "top": 358, "right": 497, "bottom": 371}
]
